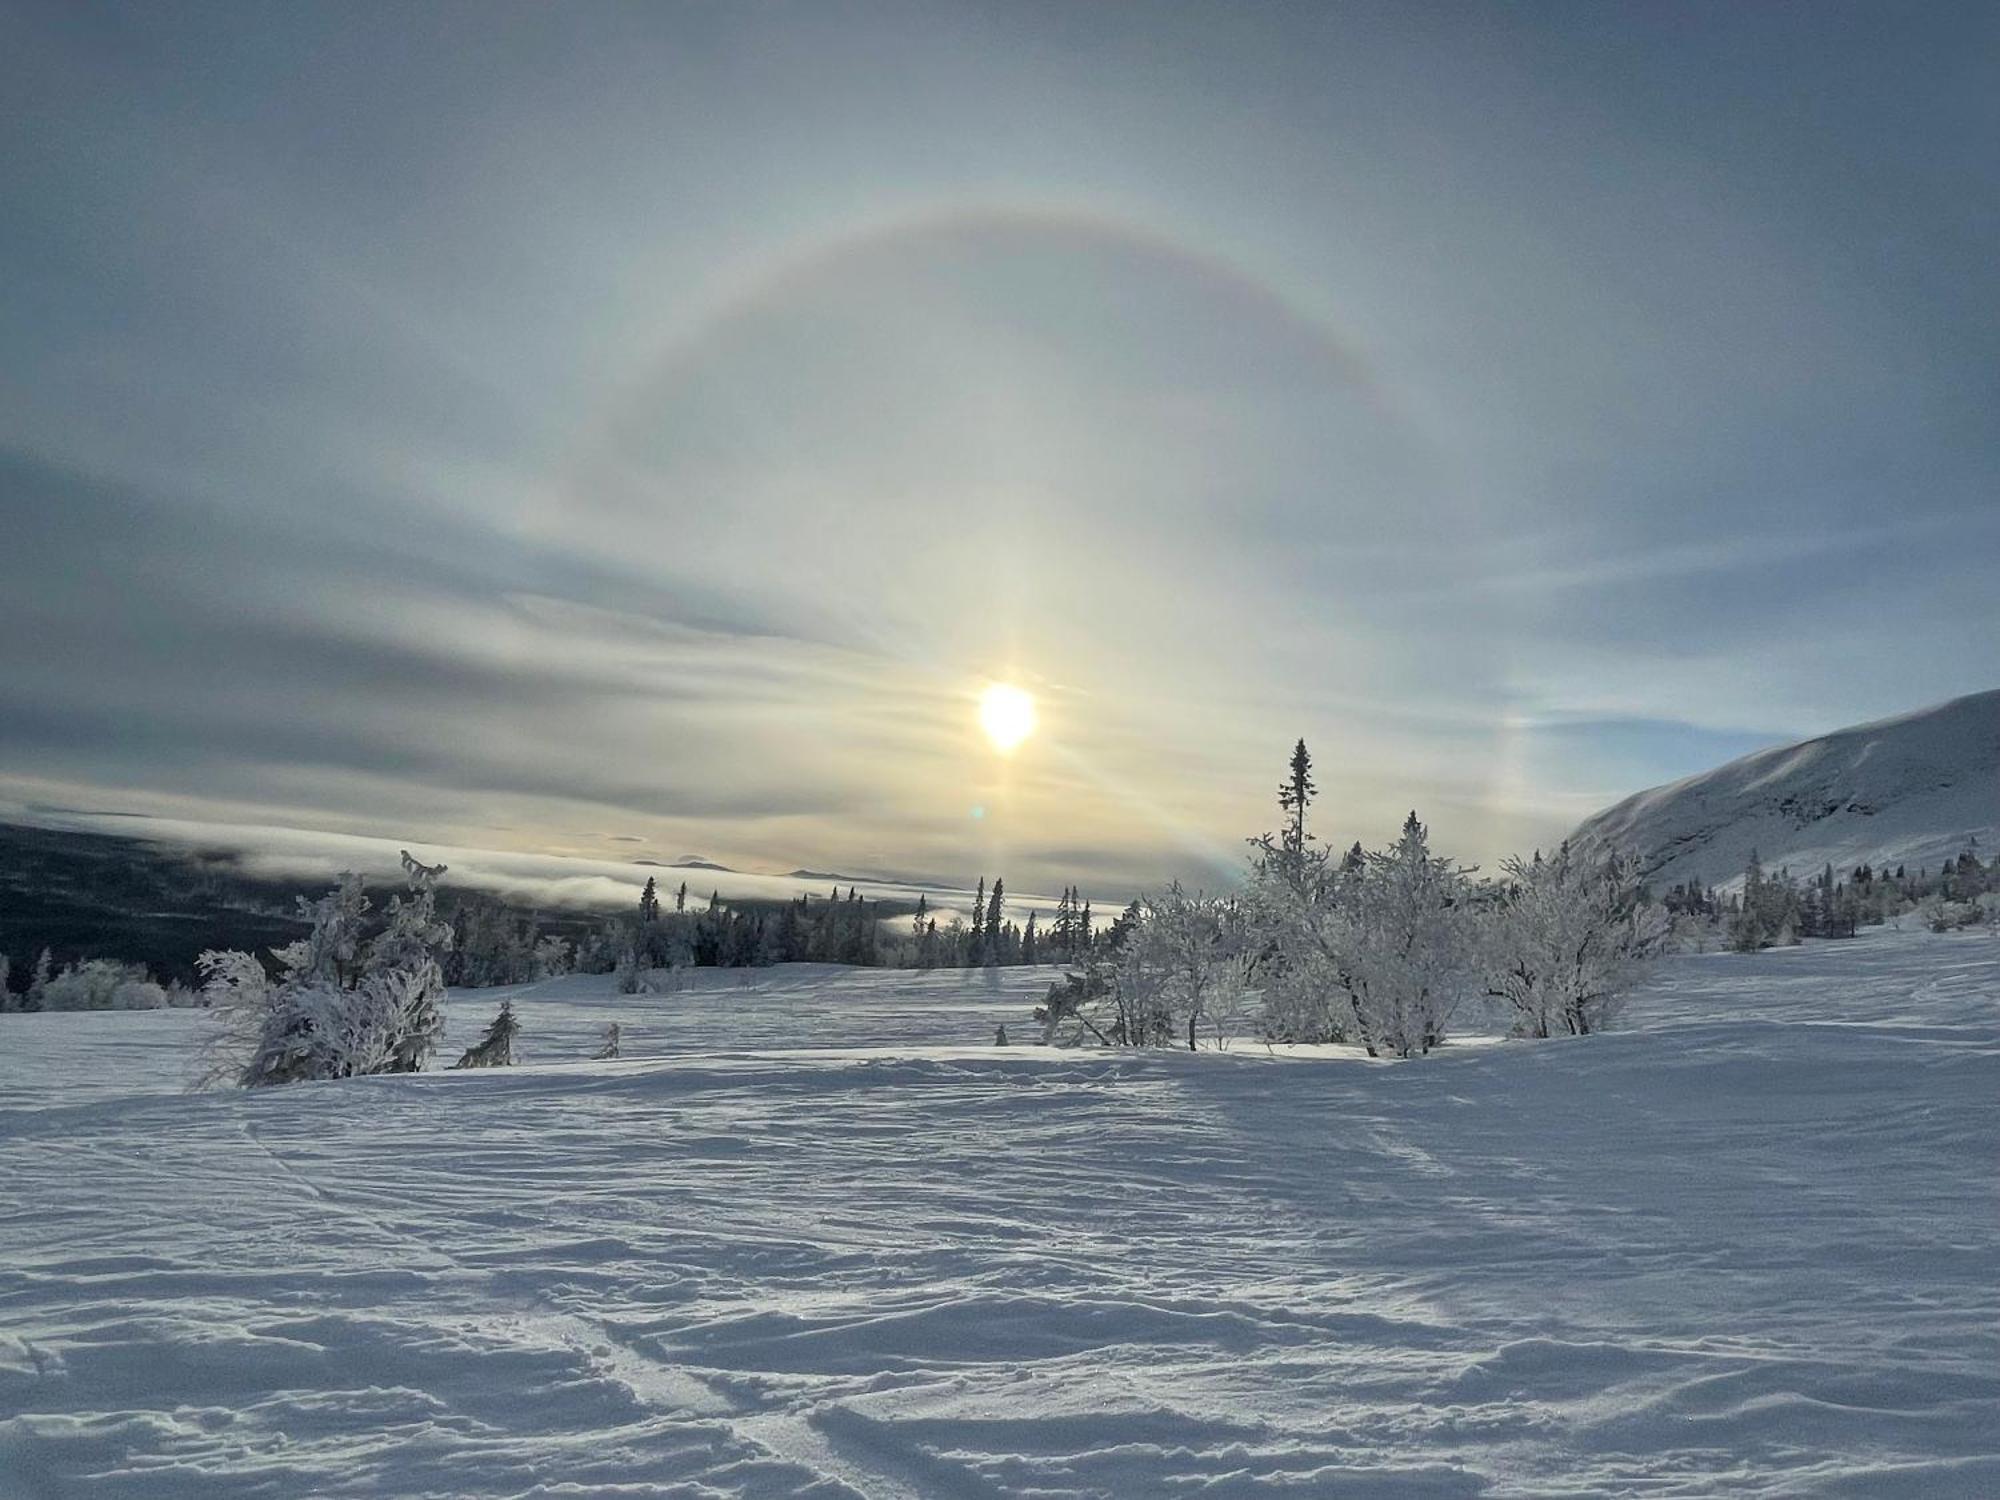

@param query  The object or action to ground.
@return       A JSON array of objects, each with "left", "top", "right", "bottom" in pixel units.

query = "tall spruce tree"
[
  {"left": 1279, "top": 739, "right": 1316, "bottom": 865},
  {"left": 985, "top": 878, "right": 1006, "bottom": 967}
]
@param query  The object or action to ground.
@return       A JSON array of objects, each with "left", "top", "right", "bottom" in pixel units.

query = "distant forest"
[{"left": 0, "top": 822, "right": 1079, "bottom": 1001}]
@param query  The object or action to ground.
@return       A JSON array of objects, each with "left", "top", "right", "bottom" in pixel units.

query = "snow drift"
[{"left": 2, "top": 940, "right": 1997, "bottom": 1496}]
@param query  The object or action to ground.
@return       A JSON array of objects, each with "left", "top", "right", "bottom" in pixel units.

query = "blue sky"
[{"left": 3, "top": 2, "right": 1996, "bottom": 896}]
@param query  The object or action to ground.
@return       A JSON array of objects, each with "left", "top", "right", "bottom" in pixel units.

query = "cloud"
[{"left": 4, "top": 5, "right": 1995, "bottom": 896}]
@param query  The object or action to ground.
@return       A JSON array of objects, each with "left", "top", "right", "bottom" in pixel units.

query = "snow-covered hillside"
[
  {"left": 3, "top": 939, "right": 1998, "bottom": 1497},
  {"left": 1574, "top": 688, "right": 2000, "bottom": 890}
]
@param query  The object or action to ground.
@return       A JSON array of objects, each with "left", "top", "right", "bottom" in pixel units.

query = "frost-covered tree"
[
  {"left": 1341, "top": 813, "right": 1474, "bottom": 1056},
  {"left": 532, "top": 934, "right": 572, "bottom": 978},
  {"left": 37, "top": 959, "right": 165, "bottom": 1011},
  {"left": 1244, "top": 840, "right": 1355, "bottom": 1045},
  {"left": 1479, "top": 844, "right": 1669, "bottom": 1037},
  {"left": 453, "top": 1001, "right": 519, "bottom": 1068},
  {"left": 593, "top": 1022, "right": 621, "bottom": 1060},
  {"left": 25, "top": 947, "right": 53, "bottom": 1012},
  {"left": 369, "top": 853, "right": 455, "bottom": 1073},
  {"left": 204, "top": 855, "right": 455, "bottom": 1088},
  {"left": 1036, "top": 885, "right": 1248, "bottom": 1050},
  {"left": 1257, "top": 812, "right": 1473, "bottom": 1058},
  {"left": 1133, "top": 884, "right": 1250, "bottom": 1051}
]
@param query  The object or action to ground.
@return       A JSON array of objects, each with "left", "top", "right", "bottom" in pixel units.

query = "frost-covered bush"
[
  {"left": 1244, "top": 813, "right": 1476, "bottom": 1058},
  {"left": 1125, "top": 885, "right": 1250, "bottom": 1050},
  {"left": 1923, "top": 897, "right": 1986, "bottom": 933},
  {"left": 37, "top": 959, "right": 165, "bottom": 1011},
  {"left": 200, "top": 852, "right": 454, "bottom": 1087},
  {"left": 1478, "top": 845, "right": 1670, "bottom": 1037},
  {"left": 1036, "top": 885, "right": 1248, "bottom": 1050}
]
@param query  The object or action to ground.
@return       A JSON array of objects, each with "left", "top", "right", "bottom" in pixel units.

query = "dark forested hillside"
[{"left": 0, "top": 822, "right": 317, "bottom": 984}]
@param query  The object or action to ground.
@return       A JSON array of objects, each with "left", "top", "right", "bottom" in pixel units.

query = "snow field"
[{"left": 2, "top": 935, "right": 1996, "bottom": 1496}]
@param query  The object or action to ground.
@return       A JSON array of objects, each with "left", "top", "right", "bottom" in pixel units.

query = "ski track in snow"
[{"left": 1, "top": 937, "right": 1996, "bottom": 1497}]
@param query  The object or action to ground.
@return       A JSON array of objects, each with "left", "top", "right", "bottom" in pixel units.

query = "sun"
[{"left": 978, "top": 683, "right": 1037, "bottom": 753}]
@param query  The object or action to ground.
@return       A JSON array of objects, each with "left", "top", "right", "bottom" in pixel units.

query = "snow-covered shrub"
[
  {"left": 37, "top": 959, "right": 165, "bottom": 1011},
  {"left": 1036, "top": 885, "right": 1248, "bottom": 1050},
  {"left": 1330, "top": 814, "right": 1477, "bottom": 1057},
  {"left": 1923, "top": 897, "right": 1986, "bottom": 933},
  {"left": 1129, "top": 885, "right": 1251, "bottom": 1051},
  {"left": 201, "top": 853, "right": 454, "bottom": 1087},
  {"left": 1478, "top": 845, "right": 1670, "bottom": 1037}
]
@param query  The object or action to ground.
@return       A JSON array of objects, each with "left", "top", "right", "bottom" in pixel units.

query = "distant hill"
[
  {"left": 0, "top": 822, "right": 311, "bottom": 985},
  {"left": 1573, "top": 689, "right": 2000, "bottom": 890}
]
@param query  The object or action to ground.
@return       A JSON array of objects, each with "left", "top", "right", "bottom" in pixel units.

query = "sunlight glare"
[{"left": 978, "top": 683, "right": 1037, "bottom": 753}]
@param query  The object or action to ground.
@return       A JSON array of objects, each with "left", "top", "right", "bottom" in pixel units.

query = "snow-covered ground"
[{"left": 3, "top": 933, "right": 1996, "bottom": 1497}]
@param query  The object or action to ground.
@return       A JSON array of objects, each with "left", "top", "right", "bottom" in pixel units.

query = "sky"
[{"left": 3, "top": 1, "right": 1996, "bottom": 901}]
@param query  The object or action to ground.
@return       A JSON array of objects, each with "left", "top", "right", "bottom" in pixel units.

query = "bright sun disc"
[{"left": 978, "top": 683, "right": 1036, "bottom": 752}]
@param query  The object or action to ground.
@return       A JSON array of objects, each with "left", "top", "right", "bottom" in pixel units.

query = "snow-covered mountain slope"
[
  {"left": 1574, "top": 688, "right": 2000, "bottom": 889},
  {"left": 4, "top": 940, "right": 1998, "bottom": 1497}
]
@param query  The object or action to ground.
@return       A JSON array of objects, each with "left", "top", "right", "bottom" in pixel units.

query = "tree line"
[
  {"left": 1034, "top": 740, "right": 1675, "bottom": 1058},
  {"left": 1665, "top": 845, "right": 1995, "bottom": 951}
]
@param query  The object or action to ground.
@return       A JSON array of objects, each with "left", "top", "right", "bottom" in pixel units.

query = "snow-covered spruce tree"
[
  {"left": 593, "top": 1022, "right": 621, "bottom": 1060},
  {"left": 206, "top": 854, "right": 454, "bottom": 1087},
  {"left": 1478, "top": 844, "right": 1669, "bottom": 1038},
  {"left": 967, "top": 877, "right": 987, "bottom": 967},
  {"left": 984, "top": 879, "right": 1006, "bottom": 969},
  {"left": 369, "top": 852, "right": 455, "bottom": 1073},
  {"left": 453, "top": 1001, "right": 519, "bottom": 1068},
  {"left": 1273, "top": 737, "right": 1317, "bottom": 887}
]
